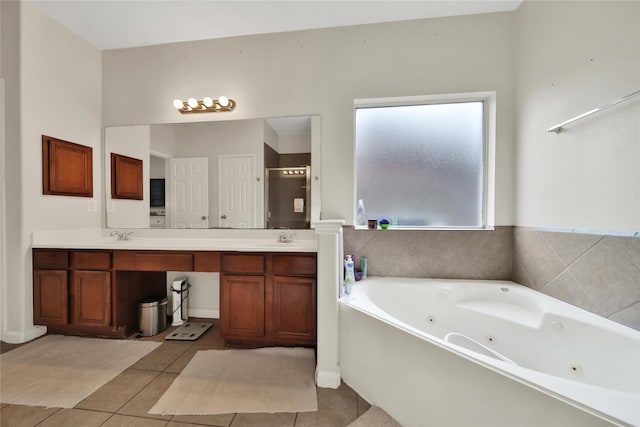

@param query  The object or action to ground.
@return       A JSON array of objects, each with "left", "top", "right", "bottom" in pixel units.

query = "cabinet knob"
[
  {"left": 220, "top": 215, "right": 227, "bottom": 219},
  {"left": 201, "top": 216, "right": 207, "bottom": 220}
]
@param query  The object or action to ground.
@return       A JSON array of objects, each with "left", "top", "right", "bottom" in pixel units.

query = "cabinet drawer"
[
  {"left": 222, "top": 254, "right": 265, "bottom": 274},
  {"left": 33, "top": 250, "right": 69, "bottom": 269},
  {"left": 71, "top": 251, "right": 111, "bottom": 270},
  {"left": 194, "top": 252, "right": 220, "bottom": 272},
  {"left": 273, "top": 255, "right": 316, "bottom": 276},
  {"left": 114, "top": 251, "right": 193, "bottom": 271}
]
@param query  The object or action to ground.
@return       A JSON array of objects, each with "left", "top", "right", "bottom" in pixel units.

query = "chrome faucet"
[
  {"left": 111, "top": 230, "right": 133, "bottom": 241},
  {"left": 276, "top": 231, "right": 295, "bottom": 243}
]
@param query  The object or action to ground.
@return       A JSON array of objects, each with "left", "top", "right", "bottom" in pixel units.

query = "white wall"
[
  {"left": 150, "top": 124, "right": 176, "bottom": 158},
  {"left": 1, "top": 0, "right": 22, "bottom": 343},
  {"left": 278, "top": 134, "right": 311, "bottom": 154},
  {"left": 263, "top": 121, "right": 279, "bottom": 153},
  {"left": 1, "top": 2, "right": 102, "bottom": 342},
  {"left": 515, "top": 1, "right": 639, "bottom": 232},
  {"left": 102, "top": 12, "right": 517, "bottom": 226},
  {"left": 150, "top": 156, "right": 165, "bottom": 179}
]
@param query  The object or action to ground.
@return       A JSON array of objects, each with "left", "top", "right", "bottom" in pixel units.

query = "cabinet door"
[
  {"left": 71, "top": 271, "right": 111, "bottom": 328},
  {"left": 220, "top": 275, "right": 265, "bottom": 339},
  {"left": 34, "top": 270, "right": 69, "bottom": 326},
  {"left": 271, "top": 276, "right": 316, "bottom": 344}
]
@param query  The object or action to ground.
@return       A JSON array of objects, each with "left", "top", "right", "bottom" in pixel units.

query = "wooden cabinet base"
[
  {"left": 45, "top": 324, "right": 128, "bottom": 339},
  {"left": 220, "top": 253, "right": 317, "bottom": 348}
]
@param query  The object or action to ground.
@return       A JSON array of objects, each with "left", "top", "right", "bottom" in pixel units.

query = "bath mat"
[
  {"left": 149, "top": 347, "right": 317, "bottom": 415},
  {"left": 164, "top": 322, "right": 212, "bottom": 341},
  {"left": 348, "top": 406, "right": 401, "bottom": 427},
  {"left": 0, "top": 334, "right": 160, "bottom": 408}
]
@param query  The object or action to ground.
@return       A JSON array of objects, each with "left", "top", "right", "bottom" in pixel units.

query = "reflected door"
[
  {"left": 219, "top": 154, "right": 255, "bottom": 228},
  {"left": 168, "top": 157, "right": 209, "bottom": 228}
]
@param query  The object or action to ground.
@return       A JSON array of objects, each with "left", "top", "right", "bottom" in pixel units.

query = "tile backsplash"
[
  {"left": 343, "top": 226, "right": 513, "bottom": 280},
  {"left": 512, "top": 227, "right": 640, "bottom": 331},
  {"left": 343, "top": 226, "right": 640, "bottom": 330}
]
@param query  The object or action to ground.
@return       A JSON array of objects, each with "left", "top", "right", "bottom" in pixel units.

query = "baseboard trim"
[
  {"left": 316, "top": 367, "right": 341, "bottom": 389},
  {"left": 2, "top": 325, "right": 47, "bottom": 344},
  {"left": 188, "top": 308, "right": 219, "bottom": 319}
]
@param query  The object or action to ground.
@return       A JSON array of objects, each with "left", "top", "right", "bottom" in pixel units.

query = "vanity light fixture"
[
  {"left": 283, "top": 169, "right": 306, "bottom": 175},
  {"left": 172, "top": 95, "right": 236, "bottom": 114}
]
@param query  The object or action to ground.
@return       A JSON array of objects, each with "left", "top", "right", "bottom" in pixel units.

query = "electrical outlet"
[
  {"left": 106, "top": 201, "right": 114, "bottom": 212},
  {"left": 88, "top": 199, "right": 96, "bottom": 212}
]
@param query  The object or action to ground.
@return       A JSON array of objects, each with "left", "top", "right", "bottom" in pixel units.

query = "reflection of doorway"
[
  {"left": 218, "top": 154, "right": 255, "bottom": 228},
  {"left": 266, "top": 166, "right": 311, "bottom": 229},
  {"left": 168, "top": 157, "right": 209, "bottom": 228}
]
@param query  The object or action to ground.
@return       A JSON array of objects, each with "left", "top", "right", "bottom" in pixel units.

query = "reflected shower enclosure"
[{"left": 265, "top": 166, "right": 311, "bottom": 229}]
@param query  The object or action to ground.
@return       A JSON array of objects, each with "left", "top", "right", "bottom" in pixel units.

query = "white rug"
[
  {"left": 0, "top": 334, "right": 160, "bottom": 408},
  {"left": 149, "top": 347, "right": 317, "bottom": 415}
]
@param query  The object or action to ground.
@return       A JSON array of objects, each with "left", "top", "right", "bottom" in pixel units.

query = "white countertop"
[{"left": 31, "top": 228, "right": 318, "bottom": 252}]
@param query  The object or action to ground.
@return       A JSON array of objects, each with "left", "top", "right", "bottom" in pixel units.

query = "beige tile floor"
[{"left": 0, "top": 320, "right": 371, "bottom": 427}]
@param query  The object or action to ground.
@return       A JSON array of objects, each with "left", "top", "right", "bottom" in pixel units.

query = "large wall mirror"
[{"left": 105, "top": 116, "right": 321, "bottom": 229}]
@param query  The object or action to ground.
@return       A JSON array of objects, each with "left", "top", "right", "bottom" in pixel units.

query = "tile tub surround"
[
  {"left": 343, "top": 226, "right": 640, "bottom": 331},
  {"left": 513, "top": 227, "right": 640, "bottom": 331},
  {"left": 343, "top": 226, "right": 513, "bottom": 280}
]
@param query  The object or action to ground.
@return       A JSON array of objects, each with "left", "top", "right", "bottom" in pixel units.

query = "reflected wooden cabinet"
[{"left": 220, "top": 253, "right": 316, "bottom": 347}]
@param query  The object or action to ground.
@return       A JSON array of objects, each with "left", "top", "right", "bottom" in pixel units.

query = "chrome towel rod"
[{"left": 547, "top": 89, "right": 640, "bottom": 134}]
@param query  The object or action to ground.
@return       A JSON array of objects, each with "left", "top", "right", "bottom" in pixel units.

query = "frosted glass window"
[{"left": 356, "top": 101, "right": 485, "bottom": 227}]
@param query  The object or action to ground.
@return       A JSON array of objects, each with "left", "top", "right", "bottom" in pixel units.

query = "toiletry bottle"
[
  {"left": 344, "top": 255, "right": 355, "bottom": 295},
  {"left": 356, "top": 200, "right": 366, "bottom": 226},
  {"left": 360, "top": 258, "right": 368, "bottom": 279}
]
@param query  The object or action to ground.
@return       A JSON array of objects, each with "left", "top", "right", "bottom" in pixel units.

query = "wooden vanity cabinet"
[
  {"left": 220, "top": 254, "right": 266, "bottom": 340},
  {"left": 70, "top": 252, "right": 112, "bottom": 328},
  {"left": 220, "top": 252, "right": 316, "bottom": 347},
  {"left": 33, "top": 249, "right": 116, "bottom": 336},
  {"left": 34, "top": 250, "right": 69, "bottom": 326}
]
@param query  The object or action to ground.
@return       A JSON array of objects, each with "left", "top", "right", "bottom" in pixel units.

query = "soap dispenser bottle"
[
  {"left": 344, "top": 255, "right": 355, "bottom": 295},
  {"left": 356, "top": 199, "right": 366, "bottom": 226}
]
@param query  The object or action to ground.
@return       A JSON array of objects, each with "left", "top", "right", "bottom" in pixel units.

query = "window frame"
[{"left": 353, "top": 91, "right": 496, "bottom": 230}]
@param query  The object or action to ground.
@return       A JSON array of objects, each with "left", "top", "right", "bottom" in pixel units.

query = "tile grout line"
[{"left": 609, "top": 236, "right": 640, "bottom": 272}]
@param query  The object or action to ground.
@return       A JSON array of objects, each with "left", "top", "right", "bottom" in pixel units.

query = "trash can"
[{"left": 138, "top": 297, "right": 168, "bottom": 336}]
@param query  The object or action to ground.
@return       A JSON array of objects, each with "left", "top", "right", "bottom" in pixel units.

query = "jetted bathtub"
[{"left": 339, "top": 277, "right": 640, "bottom": 427}]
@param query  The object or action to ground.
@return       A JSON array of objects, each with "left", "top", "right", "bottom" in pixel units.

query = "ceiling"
[{"left": 27, "top": 0, "right": 523, "bottom": 51}]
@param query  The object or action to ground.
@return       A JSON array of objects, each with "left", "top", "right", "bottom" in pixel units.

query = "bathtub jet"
[{"left": 339, "top": 277, "right": 640, "bottom": 427}]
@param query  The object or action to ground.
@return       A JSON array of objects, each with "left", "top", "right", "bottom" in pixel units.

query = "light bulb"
[
  {"left": 172, "top": 99, "right": 184, "bottom": 109},
  {"left": 203, "top": 97, "right": 214, "bottom": 107},
  {"left": 188, "top": 98, "right": 198, "bottom": 108},
  {"left": 218, "top": 96, "right": 229, "bottom": 107}
]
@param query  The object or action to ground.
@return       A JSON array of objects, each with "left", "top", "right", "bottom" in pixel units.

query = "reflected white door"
[
  {"left": 219, "top": 154, "right": 255, "bottom": 228},
  {"left": 168, "top": 157, "right": 209, "bottom": 228}
]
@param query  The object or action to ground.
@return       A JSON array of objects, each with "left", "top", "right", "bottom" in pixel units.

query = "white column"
[{"left": 313, "top": 219, "right": 345, "bottom": 388}]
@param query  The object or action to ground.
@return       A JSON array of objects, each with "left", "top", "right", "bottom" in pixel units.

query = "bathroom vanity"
[{"left": 32, "top": 246, "right": 317, "bottom": 347}]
